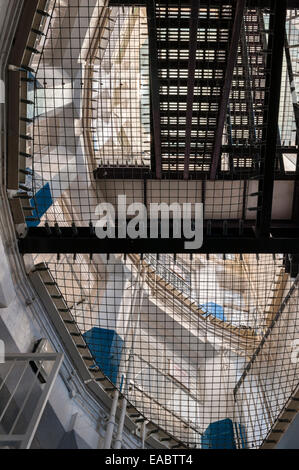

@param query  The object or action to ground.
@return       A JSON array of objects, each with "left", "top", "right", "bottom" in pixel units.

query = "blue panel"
[
  {"left": 201, "top": 419, "right": 236, "bottom": 449},
  {"left": 200, "top": 302, "right": 226, "bottom": 322},
  {"left": 83, "top": 327, "right": 123, "bottom": 386},
  {"left": 201, "top": 419, "right": 248, "bottom": 449},
  {"left": 27, "top": 183, "right": 53, "bottom": 227}
]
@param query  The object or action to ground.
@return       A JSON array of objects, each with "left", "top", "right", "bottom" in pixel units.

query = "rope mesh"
[{"left": 32, "top": 253, "right": 299, "bottom": 448}]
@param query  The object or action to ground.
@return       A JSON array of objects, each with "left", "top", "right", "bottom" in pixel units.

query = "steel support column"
[
  {"left": 210, "top": 0, "right": 246, "bottom": 179},
  {"left": 255, "top": 1, "right": 287, "bottom": 237}
]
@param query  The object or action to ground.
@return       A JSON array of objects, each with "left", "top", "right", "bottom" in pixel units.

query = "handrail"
[
  {"left": 130, "top": 383, "right": 203, "bottom": 444},
  {"left": 132, "top": 351, "right": 203, "bottom": 422},
  {"left": 0, "top": 352, "right": 63, "bottom": 449},
  {"left": 144, "top": 254, "right": 193, "bottom": 300}
]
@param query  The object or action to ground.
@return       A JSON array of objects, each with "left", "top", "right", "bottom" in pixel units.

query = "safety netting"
[
  {"left": 16, "top": 0, "right": 299, "bottom": 449},
  {"left": 32, "top": 252, "right": 299, "bottom": 448}
]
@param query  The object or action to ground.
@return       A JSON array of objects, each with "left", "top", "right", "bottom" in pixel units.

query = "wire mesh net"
[
  {"left": 20, "top": 1, "right": 298, "bottom": 228},
  {"left": 32, "top": 252, "right": 299, "bottom": 448},
  {"left": 16, "top": 0, "right": 299, "bottom": 450}
]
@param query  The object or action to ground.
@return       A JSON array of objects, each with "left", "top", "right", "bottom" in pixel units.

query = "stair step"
[
  {"left": 160, "top": 110, "right": 218, "bottom": 118},
  {"left": 157, "top": 40, "right": 228, "bottom": 50},
  {"left": 159, "top": 78, "right": 224, "bottom": 87},
  {"left": 156, "top": 18, "right": 231, "bottom": 29},
  {"left": 82, "top": 356, "right": 94, "bottom": 362},
  {"left": 157, "top": 59, "right": 226, "bottom": 69},
  {"left": 161, "top": 124, "right": 217, "bottom": 131},
  {"left": 159, "top": 94, "right": 220, "bottom": 103}
]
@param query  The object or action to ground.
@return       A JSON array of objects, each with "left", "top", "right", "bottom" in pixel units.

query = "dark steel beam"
[
  {"left": 258, "top": 10, "right": 284, "bottom": 174},
  {"left": 147, "top": 0, "right": 162, "bottom": 179},
  {"left": 210, "top": 0, "right": 246, "bottom": 180},
  {"left": 109, "top": 0, "right": 299, "bottom": 7},
  {"left": 255, "top": 2, "right": 287, "bottom": 237},
  {"left": 285, "top": 32, "right": 299, "bottom": 145},
  {"left": 93, "top": 166, "right": 298, "bottom": 180},
  {"left": 19, "top": 225, "right": 299, "bottom": 254},
  {"left": 184, "top": 0, "right": 200, "bottom": 180}
]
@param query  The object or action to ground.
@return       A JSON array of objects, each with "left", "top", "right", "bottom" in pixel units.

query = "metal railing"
[
  {"left": 0, "top": 352, "right": 63, "bottom": 449},
  {"left": 144, "top": 254, "right": 193, "bottom": 300}
]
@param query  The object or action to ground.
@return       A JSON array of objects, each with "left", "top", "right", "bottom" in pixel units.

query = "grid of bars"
[{"left": 154, "top": 2, "right": 271, "bottom": 174}]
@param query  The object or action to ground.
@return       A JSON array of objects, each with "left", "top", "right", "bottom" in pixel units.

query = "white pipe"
[
  {"left": 141, "top": 421, "right": 147, "bottom": 449},
  {"left": 112, "top": 290, "right": 139, "bottom": 449},
  {"left": 113, "top": 397, "right": 127, "bottom": 449},
  {"left": 103, "top": 389, "right": 119, "bottom": 449},
  {"left": 113, "top": 260, "right": 146, "bottom": 449}
]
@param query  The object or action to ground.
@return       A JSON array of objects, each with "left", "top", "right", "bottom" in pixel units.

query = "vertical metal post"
[
  {"left": 104, "top": 389, "right": 119, "bottom": 449},
  {"left": 210, "top": 0, "right": 246, "bottom": 180},
  {"left": 113, "top": 396, "right": 127, "bottom": 449},
  {"left": 20, "top": 353, "right": 63, "bottom": 449},
  {"left": 255, "top": 2, "right": 287, "bottom": 237}
]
